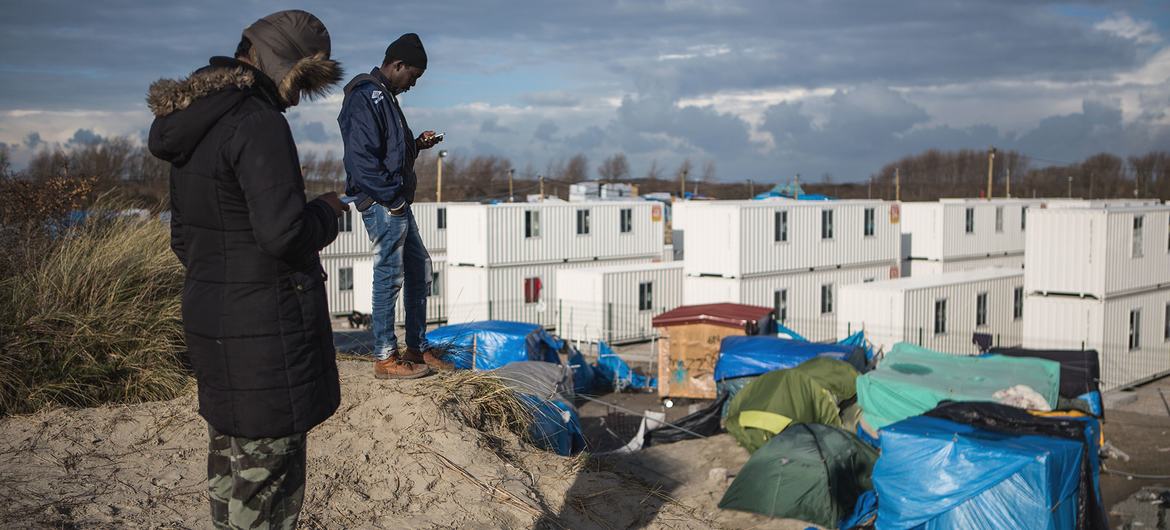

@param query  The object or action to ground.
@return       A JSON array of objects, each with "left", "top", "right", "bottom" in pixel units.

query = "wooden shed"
[{"left": 652, "top": 303, "right": 774, "bottom": 399}]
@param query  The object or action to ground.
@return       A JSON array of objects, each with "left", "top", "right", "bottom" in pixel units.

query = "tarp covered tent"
[
  {"left": 989, "top": 347, "right": 1104, "bottom": 416},
  {"left": 725, "top": 357, "right": 860, "bottom": 452},
  {"left": 874, "top": 415, "right": 1085, "bottom": 530},
  {"left": 492, "top": 361, "right": 575, "bottom": 403},
  {"left": 516, "top": 393, "right": 586, "bottom": 456},
  {"left": 593, "top": 341, "right": 656, "bottom": 391},
  {"left": 714, "top": 336, "right": 858, "bottom": 381},
  {"left": 719, "top": 424, "right": 878, "bottom": 528},
  {"left": 427, "top": 320, "right": 562, "bottom": 370},
  {"left": 492, "top": 361, "right": 585, "bottom": 456},
  {"left": 924, "top": 401, "right": 1107, "bottom": 530},
  {"left": 856, "top": 342, "right": 1061, "bottom": 430}
]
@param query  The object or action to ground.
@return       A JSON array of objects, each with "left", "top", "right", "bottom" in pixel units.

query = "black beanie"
[{"left": 384, "top": 33, "right": 427, "bottom": 70}]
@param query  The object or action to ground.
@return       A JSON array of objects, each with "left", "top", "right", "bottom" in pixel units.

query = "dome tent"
[
  {"left": 719, "top": 423, "right": 878, "bottom": 528},
  {"left": 724, "top": 357, "right": 859, "bottom": 453}
]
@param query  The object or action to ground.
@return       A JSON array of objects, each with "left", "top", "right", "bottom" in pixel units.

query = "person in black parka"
[{"left": 147, "top": 10, "right": 344, "bottom": 528}]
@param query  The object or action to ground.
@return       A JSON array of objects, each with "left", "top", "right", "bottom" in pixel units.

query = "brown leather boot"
[
  {"left": 373, "top": 354, "right": 432, "bottom": 379},
  {"left": 402, "top": 347, "right": 456, "bottom": 372}
]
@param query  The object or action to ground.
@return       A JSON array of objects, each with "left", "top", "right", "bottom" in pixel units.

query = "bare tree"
[
  {"left": 597, "top": 153, "right": 630, "bottom": 181},
  {"left": 0, "top": 144, "right": 11, "bottom": 178},
  {"left": 674, "top": 158, "right": 693, "bottom": 181},
  {"left": 701, "top": 160, "right": 716, "bottom": 182},
  {"left": 564, "top": 153, "right": 589, "bottom": 183},
  {"left": 644, "top": 159, "right": 663, "bottom": 181}
]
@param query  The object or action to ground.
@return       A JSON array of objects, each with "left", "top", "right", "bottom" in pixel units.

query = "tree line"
[{"left": 2, "top": 138, "right": 1167, "bottom": 212}]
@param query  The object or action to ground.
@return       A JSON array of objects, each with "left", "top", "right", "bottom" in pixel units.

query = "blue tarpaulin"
[
  {"left": 775, "top": 323, "right": 807, "bottom": 341},
  {"left": 517, "top": 394, "right": 585, "bottom": 456},
  {"left": 567, "top": 349, "right": 597, "bottom": 395},
  {"left": 713, "top": 336, "right": 855, "bottom": 381},
  {"left": 837, "top": 331, "right": 876, "bottom": 362},
  {"left": 873, "top": 415, "right": 1084, "bottom": 530},
  {"left": 593, "top": 341, "right": 656, "bottom": 391},
  {"left": 426, "top": 321, "right": 562, "bottom": 370}
]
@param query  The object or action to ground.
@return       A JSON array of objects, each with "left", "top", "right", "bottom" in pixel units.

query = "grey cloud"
[
  {"left": 296, "top": 121, "right": 331, "bottom": 143},
  {"left": 23, "top": 132, "right": 42, "bottom": 150},
  {"left": 479, "top": 117, "right": 513, "bottom": 134},
  {"left": 66, "top": 128, "right": 104, "bottom": 146},
  {"left": 533, "top": 121, "right": 559, "bottom": 142}
]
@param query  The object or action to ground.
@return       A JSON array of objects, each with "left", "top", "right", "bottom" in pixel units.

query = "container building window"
[
  {"left": 525, "top": 210, "right": 541, "bottom": 238},
  {"left": 576, "top": 209, "right": 591, "bottom": 235},
  {"left": 774, "top": 211, "right": 788, "bottom": 242}
]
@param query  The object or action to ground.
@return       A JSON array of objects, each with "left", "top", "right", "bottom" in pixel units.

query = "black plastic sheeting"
[
  {"left": 988, "top": 347, "right": 1101, "bottom": 399},
  {"left": 643, "top": 393, "right": 729, "bottom": 447},
  {"left": 924, "top": 401, "right": 1107, "bottom": 530}
]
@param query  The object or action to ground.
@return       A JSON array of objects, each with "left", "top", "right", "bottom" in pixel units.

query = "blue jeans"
[{"left": 361, "top": 203, "right": 432, "bottom": 360}]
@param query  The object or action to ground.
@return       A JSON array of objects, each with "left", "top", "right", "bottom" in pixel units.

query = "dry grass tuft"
[
  {"left": 435, "top": 369, "right": 533, "bottom": 440},
  {"left": 0, "top": 201, "right": 189, "bottom": 415}
]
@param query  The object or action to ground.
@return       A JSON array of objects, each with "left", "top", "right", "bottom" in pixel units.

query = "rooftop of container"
[{"left": 841, "top": 266, "right": 1023, "bottom": 292}]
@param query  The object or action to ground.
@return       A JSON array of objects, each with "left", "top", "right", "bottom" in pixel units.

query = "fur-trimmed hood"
[{"left": 146, "top": 61, "right": 260, "bottom": 118}]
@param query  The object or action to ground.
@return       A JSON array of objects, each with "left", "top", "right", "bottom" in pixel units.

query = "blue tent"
[
  {"left": 426, "top": 321, "right": 562, "bottom": 370},
  {"left": 517, "top": 394, "right": 586, "bottom": 456},
  {"left": 873, "top": 415, "right": 1084, "bottom": 530},
  {"left": 593, "top": 341, "right": 655, "bottom": 391},
  {"left": 713, "top": 336, "right": 856, "bottom": 381}
]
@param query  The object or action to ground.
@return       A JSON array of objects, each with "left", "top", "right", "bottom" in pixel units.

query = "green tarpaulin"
[
  {"left": 856, "top": 342, "right": 1061, "bottom": 430},
  {"left": 719, "top": 423, "right": 878, "bottom": 528},
  {"left": 725, "top": 357, "right": 859, "bottom": 453}
]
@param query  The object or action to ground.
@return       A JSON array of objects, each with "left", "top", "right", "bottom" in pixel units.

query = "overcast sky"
[{"left": 1, "top": 1, "right": 1168, "bottom": 182}]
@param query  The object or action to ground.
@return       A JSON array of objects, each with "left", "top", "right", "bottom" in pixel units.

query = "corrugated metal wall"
[
  {"left": 446, "top": 257, "right": 655, "bottom": 328},
  {"left": 352, "top": 254, "right": 448, "bottom": 324},
  {"left": 322, "top": 202, "right": 458, "bottom": 257},
  {"left": 901, "top": 199, "right": 1046, "bottom": 262},
  {"left": 1026, "top": 206, "right": 1170, "bottom": 298},
  {"left": 323, "top": 254, "right": 357, "bottom": 315},
  {"left": 445, "top": 202, "right": 665, "bottom": 267},
  {"left": 838, "top": 270, "right": 1024, "bottom": 356},
  {"left": 684, "top": 262, "right": 897, "bottom": 342},
  {"left": 682, "top": 200, "right": 899, "bottom": 278},
  {"left": 902, "top": 254, "right": 1025, "bottom": 277},
  {"left": 557, "top": 262, "right": 684, "bottom": 344},
  {"left": 1024, "top": 288, "right": 1170, "bottom": 390}
]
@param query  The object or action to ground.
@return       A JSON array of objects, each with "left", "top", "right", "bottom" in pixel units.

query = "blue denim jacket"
[{"left": 338, "top": 69, "right": 417, "bottom": 210}]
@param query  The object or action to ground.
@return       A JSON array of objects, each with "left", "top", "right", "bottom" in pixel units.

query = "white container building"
[
  {"left": 899, "top": 198, "right": 1046, "bottom": 275},
  {"left": 556, "top": 262, "right": 685, "bottom": 344},
  {"left": 446, "top": 257, "right": 655, "bottom": 328},
  {"left": 352, "top": 254, "right": 449, "bottom": 324},
  {"left": 445, "top": 201, "right": 666, "bottom": 267},
  {"left": 1023, "top": 288, "right": 1170, "bottom": 391},
  {"left": 322, "top": 201, "right": 461, "bottom": 258},
  {"left": 678, "top": 199, "right": 900, "bottom": 278},
  {"left": 901, "top": 254, "right": 1024, "bottom": 277},
  {"left": 1025, "top": 204, "right": 1170, "bottom": 299},
  {"left": 837, "top": 267, "right": 1025, "bottom": 356},
  {"left": 684, "top": 262, "right": 898, "bottom": 342},
  {"left": 323, "top": 255, "right": 358, "bottom": 316}
]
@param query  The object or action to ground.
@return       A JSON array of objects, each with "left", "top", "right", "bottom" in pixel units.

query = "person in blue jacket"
[{"left": 338, "top": 33, "right": 451, "bottom": 379}]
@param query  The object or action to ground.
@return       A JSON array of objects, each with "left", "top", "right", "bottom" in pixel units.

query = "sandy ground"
[{"left": 0, "top": 360, "right": 735, "bottom": 529}]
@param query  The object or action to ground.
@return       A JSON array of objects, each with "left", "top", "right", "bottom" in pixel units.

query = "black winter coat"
[{"left": 148, "top": 57, "right": 341, "bottom": 438}]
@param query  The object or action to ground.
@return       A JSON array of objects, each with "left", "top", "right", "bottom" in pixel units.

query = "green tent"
[
  {"left": 719, "top": 423, "right": 878, "bottom": 528},
  {"left": 856, "top": 342, "right": 1062, "bottom": 430},
  {"left": 725, "top": 357, "right": 859, "bottom": 453}
]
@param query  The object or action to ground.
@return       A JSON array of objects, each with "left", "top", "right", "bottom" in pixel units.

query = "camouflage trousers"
[{"left": 207, "top": 425, "right": 307, "bottom": 530}]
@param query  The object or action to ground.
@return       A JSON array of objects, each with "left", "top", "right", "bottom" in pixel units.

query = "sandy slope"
[{"left": 0, "top": 360, "right": 805, "bottom": 529}]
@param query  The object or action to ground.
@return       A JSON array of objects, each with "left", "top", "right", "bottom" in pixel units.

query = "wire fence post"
[
  {"left": 487, "top": 300, "right": 493, "bottom": 320},
  {"left": 918, "top": 327, "right": 924, "bottom": 346},
  {"left": 607, "top": 302, "right": 614, "bottom": 344}
]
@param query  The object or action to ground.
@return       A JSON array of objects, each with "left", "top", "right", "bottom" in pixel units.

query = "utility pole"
[
  {"left": 539, "top": 174, "right": 545, "bottom": 201},
  {"left": 436, "top": 149, "right": 448, "bottom": 202},
  {"left": 1067, "top": 176, "right": 1072, "bottom": 198},
  {"left": 679, "top": 167, "right": 688, "bottom": 199},
  {"left": 867, "top": 176, "right": 872, "bottom": 199},
  {"left": 1005, "top": 167, "right": 1011, "bottom": 198},
  {"left": 508, "top": 168, "right": 515, "bottom": 202},
  {"left": 895, "top": 168, "right": 901, "bottom": 202},
  {"left": 748, "top": 178, "right": 754, "bottom": 197},
  {"left": 794, "top": 173, "right": 801, "bottom": 200},
  {"left": 986, "top": 146, "right": 996, "bottom": 200}
]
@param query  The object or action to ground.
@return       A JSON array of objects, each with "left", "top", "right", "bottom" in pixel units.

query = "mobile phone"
[{"left": 433, "top": 132, "right": 445, "bottom": 141}]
